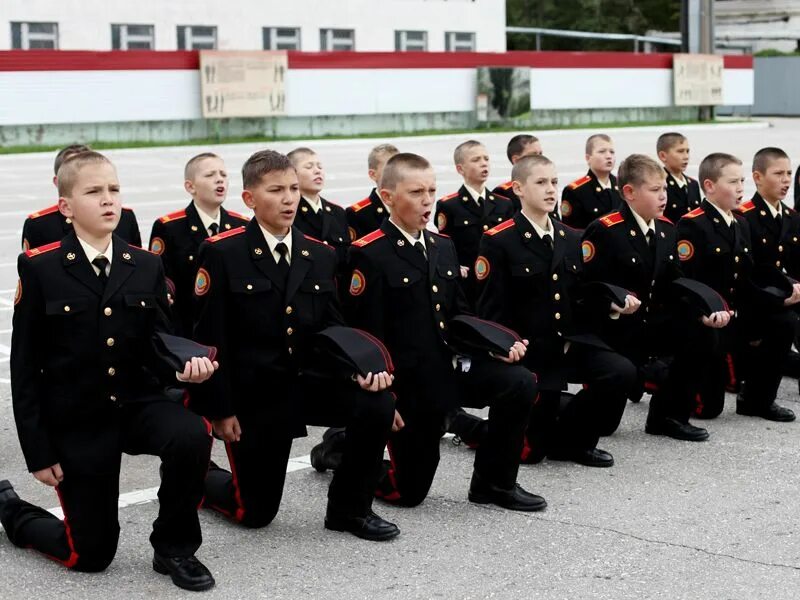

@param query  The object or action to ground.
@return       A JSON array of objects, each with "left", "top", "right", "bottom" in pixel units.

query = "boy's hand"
[
  {"left": 33, "top": 463, "right": 63, "bottom": 487},
  {"left": 460, "top": 266, "right": 469, "bottom": 278},
  {"left": 176, "top": 356, "right": 219, "bottom": 383},
  {"left": 611, "top": 295, "right": 641, "bottom": 315},
  {"left": 357, "top": 371, "right": 394, "bottom": 392},
  {"left": 493, "top": 339, "right": 529, "bottom": 363},
  {"left": 701, "top": 310, "right": 734, "bottom": 328},
  {"left": 392, "top": 410, "right": 405, "bottom": 432},
  {"left": 783, "top": 283, "right": 800, "bottom": 306},
  {"left": 212, "top": 416, "right": 242, "bottom": 442}
]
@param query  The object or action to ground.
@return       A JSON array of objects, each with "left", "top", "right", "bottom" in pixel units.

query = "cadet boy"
[
  {"left": 559, "top": 134, "right": 622, "bottom": 230},
  {"left": 346, "top": 152, "right": 544, "bottom": 511},
  {"left": 191, "top": 150, "right": 400, "bottom": 541},
  {"left": 657, "top": 132, "right": 702, "bottom": 224},
  {"left": 476, "top": 154, "right": 636, "bottom": 467},
  {"left": 149, "top": 152, "right": 249, "bottom": 336},
  {"left": 346, "top": 143, "right": 399, "bottom": 242},
  {"left": 22, "top": 144, "right": 142, "bottom": 250},
  {"left": 434, "top": 140, "right": 515, "bottom": 307},
  {"left": 0, "top": 151, "right": 218, "bottom": 591},
  {"left": 492, "top": 134, "right": 544, "bottom": 212},
  {"left": 581, "top": 154, "right": 731, "bottom": 442},
  {"left": 678, "top": 152, "right": 797, "bottom": 421}
]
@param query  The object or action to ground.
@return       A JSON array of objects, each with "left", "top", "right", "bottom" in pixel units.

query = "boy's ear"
[
  {"left": 511, "top": 179, "right": 524, "bottom": 199},
  {"left": 455, "top": 163, "right": 465, "bottom": 177},
  {"left": 368, "top": 168, "right": 378, "bottom": 183},
  {"left": 584, "top": 154, "right": 592, "bottom": 164},
  {"left": 702, "top": 178, "right": 714, "bottom": 196},
  {"left": 621, "top": 183, "right": 636, "bottom": 202},
  {"left": 378, "top": 187, "right": 393, "bottom": 206},
  {"left": 184, "top": 179, "right": 196, "bottom": 196},
  {"left": 57, "top": 197, "right": 73, "bottom": 218},
  {"left": 52, "top": 175, "right": 58, "bottom": 188},
  {"left": 752, "top": 170, "right": 763, "bottom": 186},
  {"left": 657, "top": 150, "right": 667, "bottom": 163},
  {"left": 241, "top": 189, "right": 255, "bottom": 210}
]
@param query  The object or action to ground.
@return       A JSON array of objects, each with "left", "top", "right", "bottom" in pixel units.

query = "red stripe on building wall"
[{"left": 0, "top": 50, "right": 753, "bottom": 72}]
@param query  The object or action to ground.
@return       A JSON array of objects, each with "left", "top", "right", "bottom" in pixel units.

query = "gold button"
[
  {"left": 140, "top": 301, "right": 146, "bottom": 307},
  {"left": 552, "top": 274, "right": 558, "bottom": 281},
  {"left": 63, "top": 305, "right": 71, "bottom": 312},
  {"left": 403, "top": 277, "right": 409, "bottom": 283},
  {"left": 435, "top": 303, "right": 441, "bottom": 311},
  {"left": 463, "top": 220, "right": 469, "bottom": 225},
  {"left": 314, "top": 284, "right": 320, "bottom": 291},
  {"left": 776, "top": 261, "right": 782, "bottom": 267},
  {"left": 483, "top": 225, "right": 488, "bottom": 231},
  {"left": 246, "top": 284, "right": 253, "bottom": 290},
  {"left": 525, "top": 267, "right": 530, "bottom": 273},
  {"left": 439, "top": 321, "right": 445, "bottom": 329},
  {"left": 65, "top": 218, "right": 72, "bottom": 224},
  {"left": 734, "top": 256, "right": 740, "bottom": 263},
  {"left": 110, "top": 395, "right": 117, "bottom": 402},
  {"left": 734, "top": 273, "right": 738, "bottom": 279},
  {"left": 432, "top": 285, "right": 439, "bottom": 293},
  {"left": 631, "top": 257, "right": 636, "bottom": 263},
  {"left": 106, "top": 337, "right": 115, "bottom": 347},
  {"left": 287, "top": 327, "right": 293, "bottom": 335},
  {"left": 779, "top": 245, "right": 784, "bottom": 252},
  {"left": 191, "top": 225, "right": 198, "bottom": 232},
  {"left": 104, "top": 307, "right": 112, "bottom": 316},
  {"left": 189, "top": 255, "right": 194, "bottom": 262},
  {"left": 285, "top": 306, "right": 293, "bottom": 315},
  {"left": 715, "top": 247, "right": 721, "bottom": 253},
  {"left": 554, "top": 312, "right": 561, "bottom": 320},
  {"left": 554, "top": 293, "right": 561, "bottom": 301},
  {"left": 447, "top": 270, "right": 453, "bottom": 276},
  {"left": 108, "top": 367, "right": 116, "bottom": 376},
  {"left": 288, "top": 347, "right": 293, "bottom": 355}
]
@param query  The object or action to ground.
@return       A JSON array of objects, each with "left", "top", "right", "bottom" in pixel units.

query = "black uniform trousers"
[
  {"left": 0, "top": 400, "right": 212, "bottom": 572},
  {"left": 377, "top": 359, "right": 535, "bottom": 508},
  {"left": 203, "top": 374, "right": 394, "bottom": 528},
  {"left": 525, "top": 343, "right": 636, "bottom": 462}
]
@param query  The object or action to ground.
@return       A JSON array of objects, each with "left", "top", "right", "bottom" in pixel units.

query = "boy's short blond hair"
[
  {"left": 752, "top": 147, "right": 789, "bottom": 174},
  {"left": 453, "top": 140, "right": 484, "bottom": 165},
  {"left": 380, "top": 153, "right": 432, "bottom": 190},
  {"left": 368, "top": 143, "right": 399, "bottom": 171},
  {"left": 184, "top": 152, "right": 221, "bottom": 181},
  {"left": 585, "top": 134, "right": 612, "bottom": 155},
  {"left": 57, "top": 151, "right": 114, "bottom": 197},
  {"left": 287, "top": 147, "right": 316, "bottom": 166},
  {"left": 54, "top": 144, "right": 91, "bottom": 176},
  {"left": 617, "top": 154, "right": 665, "bottom": 190},
  {"left": 511, "top": 154, "right": 554, "bottom": 184},
  {"left": 656, "top": 132, "right": 687, "bottom": 154},
  {"left": 698, "top": 153, "right": 742, "bottom": 192}
]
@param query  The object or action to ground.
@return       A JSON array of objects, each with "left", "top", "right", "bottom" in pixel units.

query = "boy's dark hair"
[
  {"left": 57, "top": 151, "right": 113, "bottom": 197},
  {"left": 368, "top": 143, "right": 399, "bottom": 170},
  {"left": 656, "top": 132, "right": 687, "bottom": 154},
  {"left": 453, "top": 140, "right": 485, "bottom": 165},
  {"left": 184, "top": 152, "right": 221, "bottom": 180},
  {"left": 585, "top": 134, "right": 612, "bottom": 156},
  {"left": 287, "top": 147, "right": 316, "bottom": 166},
  {"left": 54, "top": 144, "right": 91, "bottom": 176},
  {"left": 506, "top": 134, "right": 539, "bottom": 163},
  {"left": 380, "top": 153, "right": 432, "bottom": 190},
  {"left": 617, "top": 154, "right": 664, "bottom": 190},
  {"left": 698, "top": 153, "right": 742, "bottom": 192},
  {"left": 752, "top": 147, "right": 789, "bottom": 174},
  {"left": 242, "top": 150, "right": 294, "bottom": 190},
  {"left": 511, "top": 154, "right": 554, "bottom": 184}
]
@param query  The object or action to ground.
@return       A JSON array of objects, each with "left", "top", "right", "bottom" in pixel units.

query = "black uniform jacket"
[
  {"left": 22, "top": 204, "right": 141, "bottom": 250},
  {"left": 293, "top": 196, "right": 350, "bottom": 269},
  {"left": 737, "top": 193, "right": 800, "bottom": 280},
  {"left": 663, "top": 169, "right": 702, "bottom": 224},
  {"left": 492, "top": 180, "right": 521, "bottom": 213},
  {"left": 11, "top": 232, "right": 173, "bottom": 472},
  {"left": 559, "top": 170, "right": 622, "bottom": 231},
  {"left": 345, "top": 188, "right": 387, "bottom": 242}
]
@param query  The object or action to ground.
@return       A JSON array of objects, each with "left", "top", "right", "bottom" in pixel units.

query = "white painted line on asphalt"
[{"left": 0, "top": 378, "right": 10, "bottom": 384}]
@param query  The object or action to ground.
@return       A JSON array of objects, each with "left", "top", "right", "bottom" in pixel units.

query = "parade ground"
[{"left": 2, "top": 119, "right": 800, "bottom": 599}]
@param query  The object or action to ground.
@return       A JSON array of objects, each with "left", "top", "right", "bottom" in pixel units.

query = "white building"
[
  {"left": 715, "top": 0, "right": 800, "bottom": 52},
  {"left": 1, "top": 0, "right": 506, "bottom": 52}
]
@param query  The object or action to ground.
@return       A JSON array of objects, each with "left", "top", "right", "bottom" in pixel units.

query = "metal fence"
[{"left": 752, "top": 56, "right": 800, "bottom": 115}]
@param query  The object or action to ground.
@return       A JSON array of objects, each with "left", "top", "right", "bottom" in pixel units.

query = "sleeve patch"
[
  {"left": 581, "top": 240, "right": 596, "bottom": 263},
  {"left": 677, "top": 240, "right": 694, "bottom": 261},
  {"left": 348, "top": 226, "right": 357, "bottom": 242},
  {"left": 349, "top": 269, "right": 366, "bottom": 296},
  {"left": 150, "top": 237, "right": 165, "bottom": 255},
  {"left": 560, "top": 200, "right": 573, "bottom": 218},
  {"left": 436, "top": 212, "right": 448, "bottom": 231},
  {"left": 474, "top": 256, "right": 491, "bottom": 280},
  {"left": 194, "top": 268, "right": 211, "bottom": 296}
]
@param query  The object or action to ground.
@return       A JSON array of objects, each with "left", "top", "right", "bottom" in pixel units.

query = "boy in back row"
[
  {"left": 657, "top": 132, "right": 702, "bottom": 223},
  {"left": 346, "top": 143, "right": 399, "bottom": 242},
  {"left": 492, "top": 134, "right": 544, "bottom": 212}
]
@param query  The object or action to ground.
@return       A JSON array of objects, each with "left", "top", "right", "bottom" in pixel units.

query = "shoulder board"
[
  {"left": 432, "top": 231, "right": 450, "bottom": 238},
  {"left": 786, "top": 206, "right": 797, "bottom": 215},
  {"left": 25, "top": 241, "right": 61, "bottom": 258},
  {"left": 27, "top": 204, "right": 59, "bottom": 220},
  {"left": 737, "top": 201, "right": 755, "bottom": 214},
  {"left": 657, "top": 216, "right": 674, "bottom": 225},
  {"left": 568, "top": 175, "right": 592, "bottom": 190},
  {"left": 127, "top": 244, "right": 157, "bottom": 255},
  {"left": 122, "top": 206, "right": 135, "bottom": 213},
  {"left": 486, "top": 219, "right": 515, "bottom": 236},
  {"left": 352, "top": 230, "right": 386, "bottom": 248},
  {"left": 208, "top": 226, "right": 245, "bottom": 243},
  {"left": 684, "top": 207, "right": 705, "bottom": 219},
  {"left": 438, "top": 192, "right": 459, "bottom": 203},
  {"left": 158, "top": 209, "right": 187, "bottom": 224},
  {"left": 599, "top": 212, "right": 624, "bottom": 228},
  {"left": 497, "top": 181, "right": 513, "bottom": 191},
  {"left": 303, "top": 234, "right": 335, "bottom": 250},
  {"left": 226, "top": 210, "right": 249, "bottom": 221},
  {"left": 349, "top": 197, "right": 372, "bottom": 213}
]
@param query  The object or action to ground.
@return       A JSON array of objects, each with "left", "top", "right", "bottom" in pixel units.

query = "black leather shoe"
[
  {"left": 468, "top": 474, "right": 547, "bottom": 512},
  {"left": 0, "top": 480, "right": 19, "bottom": 508},
  {"left": 310, "top": 428, "right": 346, "bottom": 472},
  {"left": 645, "top": 417, "right": 709, "bottom": 441},
  {"left": 325, "top": 509, "right": 400, "bottom": 541},
  {"left": 549, "top": 448, "right": 614, "bottom": 468},
  {"left": 736, "top": 401, "right": 796, "bottom": 422},
  {"left": 153, "top": 553, "right": 215, "bottom": 591}
]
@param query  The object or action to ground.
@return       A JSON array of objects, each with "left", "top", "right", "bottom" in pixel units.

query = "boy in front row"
[
  {"left": 0, "top": 152, "right": 218, "bottom": 591},
  {"left": 346, "top": 153, "right": 544, "bottom": 510}
]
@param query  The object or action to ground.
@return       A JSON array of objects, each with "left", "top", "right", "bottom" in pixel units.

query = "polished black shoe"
[
  {"left": 325, "top": 509, "right": 400, "bottom": 541},
  {"left": 0, "top": 480, "right": 20, "bottom": 508},
  {"left": 153, "top": 553, "right": 215, "bottom": 591},
  {"left": 645, "top": 417, "right": 709, "bottom": 441},
  {"left": 549, "top": 447, "right": 614, "bottom": 468},
  {"left": 736, "top": 401, "right": 796, "bottom": 422},
  {"left": 468, "top": 474, "right": 546, "bottom": 512},
  {"left": 310, "top": 428, "right": 346, "bottom": 472}
]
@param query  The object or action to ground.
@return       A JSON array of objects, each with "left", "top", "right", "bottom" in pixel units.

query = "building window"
[
  {"left": 177, "top": 25, "right": 217, "bottom": 50},
  {"left": 263, "top": 27, "right": 301, "bottom": 50},
  {"left": 395, "top": 30, "right": 427, "bottom": 51},
  {"left": 10, "top": 22, "right": 59, "bottom": 49},
  {"left": 445, "top": 31, "right": 476, "bottom": 52},
  {"left": 320, "top": 28, "right": 355, "bottom": 51},
  {"left": 112, "top": 24, "right": 155, "bottom": 50}
]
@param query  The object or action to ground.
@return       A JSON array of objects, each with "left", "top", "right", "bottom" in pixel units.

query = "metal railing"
[{"left": 505, "top": 26, "right": 683, "bottom": 53}]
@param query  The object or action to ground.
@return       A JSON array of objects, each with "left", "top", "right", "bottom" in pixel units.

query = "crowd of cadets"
[{"left": 2, "top": 131, "right": 800, "bottom": 591}]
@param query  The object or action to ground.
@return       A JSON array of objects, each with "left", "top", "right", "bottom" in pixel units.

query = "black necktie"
[
  {"left": 92, "top": 256, "right": 110, "bottom": 286},
  {"left": 477, "top": 196, "right": 485, "bottom": 210},
  {"left": 275, "top": 242, "right": 290, "bottom": 282},
  {"left": 208, "top": 222, "right": 219, "bottom": 236},
  {"left": 646, "top": 229, "right": 656, "bottom": 258},
  {"left": 541, "top": 234, "right": 553, "bottom": 250},
  {"left": 414, "top": 240, "right": 427, "bottom": 260}
]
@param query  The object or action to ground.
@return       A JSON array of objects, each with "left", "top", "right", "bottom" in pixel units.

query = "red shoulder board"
[
  {"left": 25, "top": 241, "right": 61, "bottom": 258},
  {"left": 658, "top": 216, "right": 674, "bottom": 225},
  {"left": 438, "top": 192, "right": 459, "bottom": 203},
  {"left": 122, "top": 206, "right": 135, "bottom": 213},
  {"left": 128, "top": 244, "right": 158, "bottom": 255},
  {"left": 27, "top": 204, "right": 59, "bottom": 220},
  {"left": 226, "top": 210, "right": 249, "bottom": 221},
  {"left": 433, "top": 231, "right": 450, "bottom": 238},
  {"left": 684, "top": 207, "right": 705, "bottom": 219},
  {"left": 303, "top": 234, "right": 335, "bottom": 250},
  {"left": 737, "top": 201, "right": 755, "bottom": 214},
  {"left": 498, "top": 181, "right": 513, "bottom": 190},
  {"left": 349, "top": 197, "right": 372, "bottom": 213},
  {"left": 208, "top": 226, "right": 245, "bottom": 243},
  {"left": 486, "top": 219, "right": 515, "bottom": 236},
  {"left": 352, "top": 230, "right": 385, "bottom": 248},
  {"left": 568, "top": 175, "right": 592, "bottom": 190},
  {"left": 159, "top": 209, "right": 187, "bottom": 224},
  {"left": 599, "top": 212, "right": 624, "bottom": 228},
  {"left": 786, "top": 206, "right": 797, "bottom": 215}
]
